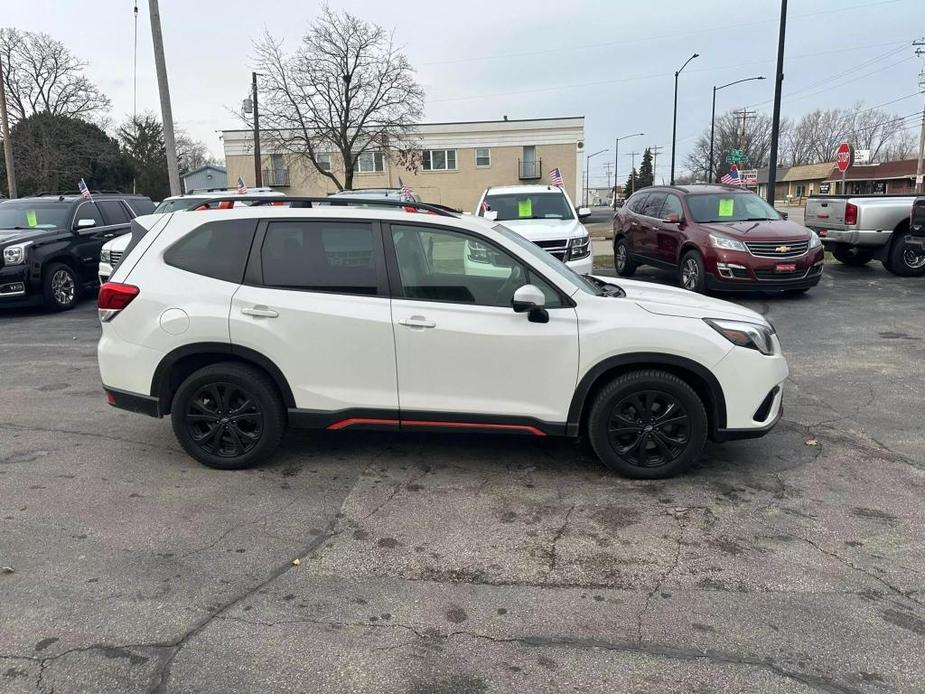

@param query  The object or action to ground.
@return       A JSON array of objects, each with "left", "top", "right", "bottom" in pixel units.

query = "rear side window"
[
  {"left": 627, "top": 193, "right": 648, "bottom": 213},
  {"left": 164, "top": 219, "right": 257, "bottom": 283},
  {"left": 97, "top": 200, "right": 132, "bottom": 225},
  {"left": 260, "top": 221, "right": 380, "bottom": 296}
]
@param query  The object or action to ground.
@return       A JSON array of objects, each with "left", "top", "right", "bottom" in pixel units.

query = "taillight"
[
  {"left": 98, "top": 282, "right": 139, "bottom": 322},
  {"left": 844, "top": 202, "right": 857, "bottom": 226}
]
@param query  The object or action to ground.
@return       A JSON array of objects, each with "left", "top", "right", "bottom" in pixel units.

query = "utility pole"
[
  {"left": 132, "top": 0, "right": 138, "bottom": 194},
  {"left": 650, "top": 145, "right": 664, "bottom": 184},
  {"left": 252, "top": 72, "right": 263, "bottom": 187},
  {"left": 0, "top": 49, "right": 16, "bottom": 198},
  {"left": 734, "top": 107, "right": 757, "bottom": 149},
  {"left": 766, "top": 0, "right": 787, "bottom": 205},
  {"left": 148, "top": 0, "right": 181, "bottom": 196},
  {"left": 914, "top": 40, "right": 925, "bottom": 194},
  {"left": 614, "top": 132, "right": 644, "bottom": 206},
  {"left": 626, "top": 152, "right": 639, "bottom": 195},
  {"left": 603, "top": 161, "right": 613, "bottom": 191}
]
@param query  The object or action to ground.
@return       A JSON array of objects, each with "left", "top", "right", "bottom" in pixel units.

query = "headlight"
[
  {"left": 808, "top": 230, "right": 821, "bottom": 249},
  {"left": 709, "top": 234, "right": 746, "bottom": 252},
  {"left": 2, "top": 242, "right": 31, "bottom": 266},
  {"left": 569, "top": 235, "right": 591, "bottom": 259},
  {"left": 100, "top": 247, "right": 111, "bottom": 263},
  {"left": 704, "top": 318, "right": 776, "bottom": 355}
]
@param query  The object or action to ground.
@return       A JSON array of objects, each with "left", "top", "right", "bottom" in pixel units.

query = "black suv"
[{"left": 0, "top": 193, "right": 154, "bottom": 310}]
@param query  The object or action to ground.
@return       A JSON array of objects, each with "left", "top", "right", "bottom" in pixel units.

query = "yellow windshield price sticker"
[
  {"left": 26, "top": 210, "right": 38, "bottom": 227},
  {"left": 518, "top": 198, "right": 532, "bottom": 218},
  {"left": 718, "top": 198, "right": 735, "bottom": 217}
]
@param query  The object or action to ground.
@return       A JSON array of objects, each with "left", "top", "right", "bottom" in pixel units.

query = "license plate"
[{"left": 776, "top": 263, "right": 797, "bottom": 272}]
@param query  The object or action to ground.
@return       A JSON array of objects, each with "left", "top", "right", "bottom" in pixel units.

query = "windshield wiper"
[{"left": 0, "top": 226, "right": 32, "bottom": 230}]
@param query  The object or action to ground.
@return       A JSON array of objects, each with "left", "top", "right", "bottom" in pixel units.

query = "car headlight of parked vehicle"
[
  {"left": 704, "top": 318, "right": 776, "bottom": 355},
  {"left": 100, "top": 247, "right": 111, "bottom": 264},
  {"left": 569, "top": 235, "right": 591, "bottom": 259},
  {"left": 709, "top": 234, "right": 746, "bottom": 252},
  {"left": 2, "top": 242, "right": 31, "bottom": 266},
  {"left": 808, "top": 230, "right": 822, "bottom": 250}
]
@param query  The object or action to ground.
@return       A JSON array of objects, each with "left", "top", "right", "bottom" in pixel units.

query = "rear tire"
[
  {"left": 587, "top": 369, "right": 708, "bottom": 479},
  {"left": 679, "top": 250, "right": 706, "bottom": 293},
  {"left": 171, "top": 362, "right": 286, "bottom": 470},
  {"left": 614, "top": 237, "right": 637, "bottom": 277},
  {"left": 42, "top": 262, "right": 80, "bottom": 311},
  {"left": 883, "top": 230, "right": 925, "bottom": 277},
  {"left": 832, "top": 245, "right": 875, "bottom": 266}
]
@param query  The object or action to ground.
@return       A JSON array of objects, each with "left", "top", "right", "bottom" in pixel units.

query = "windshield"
[
  {"left": 686, "top": 193, "right": 781, "bottom": 223},
  {"left": 0, "top": 201, "right": 71, "bottom": 231},
  {"left": 494, "top": 223, "right": 602, "bottom": 296},
  {"left": 483, "top": 193, "right": 574, "bottom": 221}
]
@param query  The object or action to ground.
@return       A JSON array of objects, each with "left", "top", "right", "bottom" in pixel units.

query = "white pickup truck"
[{"left": 804, "top": 194, "right": 923, "bottom": 276}]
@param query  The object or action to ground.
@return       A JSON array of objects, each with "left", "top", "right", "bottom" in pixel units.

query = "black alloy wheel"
[
  {"left": 607, "top": 390, "right": 691, "bottom": 468},
  {"left": 587, "top": 369, "right": 708, "bottom": 479},
  {"left": 171, "top": 362, "right": 286, "bottom": 469},
  {"left": 185, "top": 382, "right": 263, "bottom": 458}
]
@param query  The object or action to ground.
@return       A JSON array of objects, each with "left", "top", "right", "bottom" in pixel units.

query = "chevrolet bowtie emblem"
[{"left": 775, "top": 245, "right": 792, "bottom": 253}]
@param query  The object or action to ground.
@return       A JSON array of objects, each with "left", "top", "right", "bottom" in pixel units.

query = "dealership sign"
[{"left": 739, "top": 169, "right": 758, "bottom": 185}]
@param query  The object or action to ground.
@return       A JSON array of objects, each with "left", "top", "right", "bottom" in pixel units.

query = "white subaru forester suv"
[{"left": 97, "top": 197, "right": 788, "bottom": 478}]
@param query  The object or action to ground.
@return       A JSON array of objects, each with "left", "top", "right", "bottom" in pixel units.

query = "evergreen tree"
[
  {"left": 623, "top": 168, "right": 639, "bottom": 197},
  {"left": 637, "top": 148, "right": 654, "bottom": 188},
  {"left": 118, "top": 114, "right": 170, "bottom": 201}
]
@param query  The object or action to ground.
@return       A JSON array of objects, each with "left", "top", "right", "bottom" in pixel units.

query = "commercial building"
[
  {"left": 221, "top": 116, "right": 585, "bottom": 211},
  {"left": 825, "top": 158, "right": 919, "bottom": 195},
  {"left": 756, "top": 162, "right": 835, "bottom": 204}
]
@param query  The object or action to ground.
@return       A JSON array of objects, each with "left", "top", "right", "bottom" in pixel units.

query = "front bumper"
[
  {"left": 704, "top": 246, "right": 825, "bottom": 291},
  {"left": 710, "top": 338, "right": 788, "bottom": 433},
  {"left": 0, "top": 264, "right": 40, "bottom": 306},
  {"left": 565, "top": 254, "right": 593, "bottom": 276}
]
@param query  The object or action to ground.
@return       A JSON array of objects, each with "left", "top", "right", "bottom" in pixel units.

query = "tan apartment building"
[{"left": 222, "top": 117, "right": 585, "bottom": 212}]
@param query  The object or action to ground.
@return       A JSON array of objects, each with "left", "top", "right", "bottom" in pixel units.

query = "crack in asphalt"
[
  {"left": 0, "top": 422, "right": 178, "bottom": 455},
  {"left": 637, "top": 512, "right": 685, "bottom": 644},
  {"left": 544, "top": 503, "right": 576, "bottom": 580},
  {"left": 208, "top": 614, "right": 861, "bottom": 694}
]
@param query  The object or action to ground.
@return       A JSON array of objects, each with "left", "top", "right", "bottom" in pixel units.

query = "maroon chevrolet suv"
[{"left": 613, "top": 185, "right": 824, "bottom": 294}]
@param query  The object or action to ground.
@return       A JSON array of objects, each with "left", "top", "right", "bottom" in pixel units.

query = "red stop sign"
[{"left": 835, "top": 143, "right": 852, "bottom": 172}]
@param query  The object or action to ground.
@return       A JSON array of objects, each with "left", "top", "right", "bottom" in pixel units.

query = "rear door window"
[
  {"left": 260, "top": 220, "right": 382, "bottom": 296},
  {"left": 163, "top": 219, "right": 258, "bottom": 283}
]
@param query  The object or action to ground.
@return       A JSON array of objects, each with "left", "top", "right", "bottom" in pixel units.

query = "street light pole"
[
  {"left": 709, "top": 76, "right": 765, "bottom": 183},
  {"left": 584, "top": 148, "right": 608, "bottom": 207},
  {"left": 0, "top": 49, "right": 17, "bottom": 198},
  {"left": 671, "top": 53, "right": 699, "bottom": 185},
  {"left": 766, "top": 0, "right": 788, "bottom": 205},
  {"left": 252, "top": 72, "right": 263, "bottom": 187},
  {"left": 614, "top": 132, "right": 644, "bottom": 206}
]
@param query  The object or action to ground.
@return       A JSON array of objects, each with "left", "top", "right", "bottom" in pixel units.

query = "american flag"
[
  {"left": 549, "top": 167, "right": 563, "bottom": 187},
  {"left": 480, "top": 199, "right": 490, "bottom": 213},
  {"left": 236, "top": 176, "right": 247, "bottom": 194},
  {"left": 78, "top": 178, "right": 92, "bottom": 199},
  {"left": 398, "top": 176, "right": 414, "bottom": 201},
  {"left": 720, "top": 165, "right": 743, "bottom": 186}
]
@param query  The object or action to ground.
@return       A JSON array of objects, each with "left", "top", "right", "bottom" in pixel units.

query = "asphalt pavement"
[{"left": 1, "top": 262, "right": 924, "bottom": 693}]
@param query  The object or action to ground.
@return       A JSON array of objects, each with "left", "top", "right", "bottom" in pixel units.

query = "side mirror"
[
  {"left": 577, "top": 206, "right": 591, "bottom": 219},
  {"left": 512, "top": 284, "right": 549, "bottom": 323},
  {"left": 74, "top": 218, "right": 97, "bottom": 230},
  {"left": 780, "top": 212, "right": 789, "bottom": 220},
  {"left": 912, "top": 200, "right": 925, "bottom": 232},
  {"left": 484, "top": 210, "right": 498, "bottom": 222},
  {"left": 661, "top": 213, "right": 680, "bottom": 224}
]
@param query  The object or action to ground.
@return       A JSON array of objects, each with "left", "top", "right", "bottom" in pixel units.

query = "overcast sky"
[{"left": 4, "top": 0, "right": 923, "bottom": 186}]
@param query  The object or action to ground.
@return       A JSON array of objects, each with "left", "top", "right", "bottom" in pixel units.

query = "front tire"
[
  {"left": 171, "top": 362, "right": 286, "bottom": 470},
  {"left": 587, "top": 370, "right": 708, "bottom": 479},
  {"left": 680, "top": 250, "right": 706, "bottom": 293},
  {"left": 833, "top": 245, "right": 875, "bottom": 266},
  {"left": 614, "top": 237, "right": 637, "bottom": 277},
  {"left": 43, "top": 262, "right": 79, "bottom": 311},
  {"left": 883, "top": 231, "right": 925, "bottom": 277}
]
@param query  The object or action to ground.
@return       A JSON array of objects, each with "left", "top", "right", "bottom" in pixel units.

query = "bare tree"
[
  {"left": 0, "top": 28, "right": 110, "bottom": 124},
  {"left": 685, "top": 110, "right": 776, "bottom": 181},
  {"left": 253, "top": 6, "right": 424, "bottom": 190},
  {"left": 881, "top": 127, "right": 917, "bottom": 161}
]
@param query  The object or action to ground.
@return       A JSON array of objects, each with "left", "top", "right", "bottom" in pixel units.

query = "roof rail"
[
  {"left": 192, "top": 195, "right": 457, "bottom": 217},
  {"left": 35, "top": 190, "right": 129, "bottom": 196}
]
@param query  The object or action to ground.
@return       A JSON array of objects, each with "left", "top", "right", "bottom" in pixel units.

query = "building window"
[
  {"left": 356, "top": 151, "right": 384, "bottom": 173},
  {"left": 421, "top": 149, "right": 457, "bottom": 171},
  {"left": 316, "top": 152, "right": 332, "bottom": 172},
  {"left": 795, "top": 184, "right": 806, "bottom": 198},
  {"left": 475, "top": 148, "right": 491, "bottom": 167}
]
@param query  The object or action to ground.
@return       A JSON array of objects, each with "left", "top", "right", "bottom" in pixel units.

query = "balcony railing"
[
  {"left": 262, "top": 168, "right": 290, "bottom": 187},
  {"left": 518, "top": 158, "right": 542, "bottom": 180}
]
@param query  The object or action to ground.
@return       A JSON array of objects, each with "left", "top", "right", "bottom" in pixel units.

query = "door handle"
[
  {"left": 241, "top": 306, "right": 279, "bottom": 318},
  {"left": 398, "top": 316, "right": 436, "bottom": 329}
]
